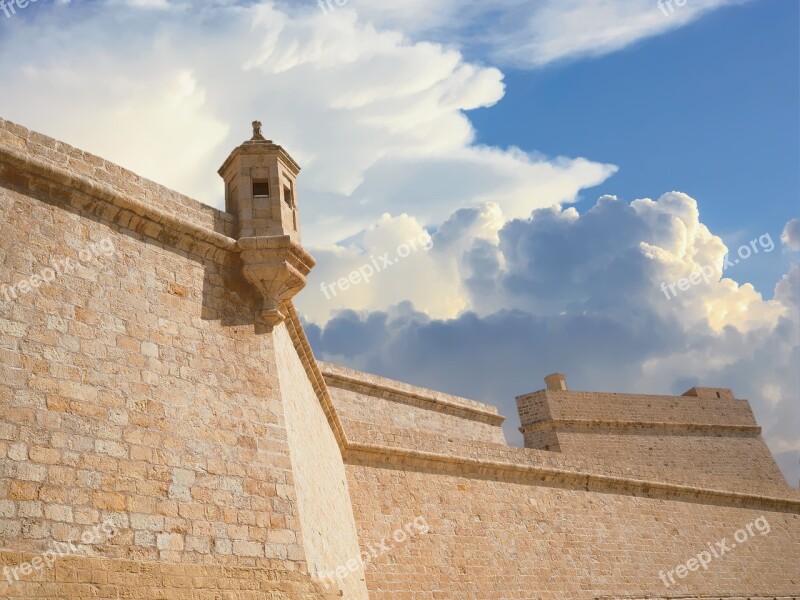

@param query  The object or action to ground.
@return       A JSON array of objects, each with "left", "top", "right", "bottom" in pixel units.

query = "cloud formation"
[
  {"left": 341, "top": 0, "right": 751, "bottom": 67},
  {"left": 305, "top": 196, "right": 799, "bottom": 486},
  {"left": 783, "top": 218, "right": 800, "bottom": 251}
]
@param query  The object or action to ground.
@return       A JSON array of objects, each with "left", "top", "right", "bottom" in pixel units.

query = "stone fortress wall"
[
  {"left": 0, "top": 118, "right": 797, "bottom": 599},
  {"left": 0, "top": 118, "right": 350, "bottom": 599},
  {"left": 516, "top": 376, "right": 789, "bottom": 487},
  {"left": 332, "top": 366, "right": 798, "bottom": 598}
]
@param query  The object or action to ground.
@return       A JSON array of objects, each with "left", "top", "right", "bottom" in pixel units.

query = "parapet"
[
  {"left": 0, "top": 117, "right": 238, "bottom": 247},
  {"left": 682, "top": 386, "right": 734, "bottom": 400},
  {"left": 320, "top": 362, "right": 507, "bottom": 445},
  {"left": 515, "top": 373, "right": 789, "bottom": 489}
]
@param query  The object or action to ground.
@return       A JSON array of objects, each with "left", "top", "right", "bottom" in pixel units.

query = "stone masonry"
[
  {"left": 0, "top": 117, "right": 798, "bottom": 599},
  {"left": 516, "top": 375, "right": 788, "bottom": 486}
]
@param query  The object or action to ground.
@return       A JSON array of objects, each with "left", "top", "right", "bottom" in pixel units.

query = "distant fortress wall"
[
  {"left": 517, "top": 375, "right": 788, "bottom": 486},
  {"left": 321, "top": 362, "right": 507, "bottom": 444}
]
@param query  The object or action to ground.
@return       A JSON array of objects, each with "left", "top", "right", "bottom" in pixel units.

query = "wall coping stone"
[
  {"left": 344, "top": 434, "right": 800, "bottom": 513},
  {"left": 320, "top": 362, "right": 505, "bottom": 426},
  {"left": 0, "top": 117, "right": 238, "bottom": 264},
  {"left": 517, "top": 389, "right": 759, "bottom": 429}
]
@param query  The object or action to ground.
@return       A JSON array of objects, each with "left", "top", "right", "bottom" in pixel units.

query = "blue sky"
[
  {"left": 469, "top": 0, "right": 799, "bottom": 296},
  {"left": 0, "top": 0, "right": 797, "bottom": 484}
]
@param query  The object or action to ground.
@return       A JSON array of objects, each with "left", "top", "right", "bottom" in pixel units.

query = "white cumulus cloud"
[
  {"left": 0, "top": 0, "right": 616, "bottom": 246},
  {"left": 339, "top": 0, "right": 751, "bottom": 67},
  {"left": 306, "top": 193, "right": 799, "bottom": 487}
]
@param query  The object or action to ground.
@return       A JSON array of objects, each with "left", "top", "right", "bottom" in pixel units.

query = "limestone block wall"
[
  {"left": 516, "top": 389, "right": 760, "bottom": 428},
  {"left": 0, "top": 118, "right": 339, "bottom": 597},
  {"left": 0, "top": 176, "right": 310, "bottom": 568},
  {"left": 517, "top": 389, "right": 788, "bottom": 488},
  {"left": 322, "top": 363, "right": 506, "bottom": 445},
  {"left": 345, "top": 460, "right": 800, "bottom": 599},
  {"left": 0, "top": 552, "right": 339, "bottom": 600},
  {"left": 520, "top": 428, "right": 562, "bottom": 452},
  {"left": 0, "top": 118, "right": 237, "bottom": 238},
  {"left": 548, "top": 430, "right": 787, "bottom": 485},
  {"left": 342, "top": 418, "right": 794, "bottom": 498},
  {"left": 274, "top": 325, "right": 368, "bottom": 600}
]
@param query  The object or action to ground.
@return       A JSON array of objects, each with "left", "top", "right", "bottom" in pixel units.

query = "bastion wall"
[
  {"left": 331, "top": 371, "right": 799, "bottom": 598},
  {"left": 516, "top": 388, "right": 788, "bottom": 486},
  {"left": 0, "top": 118, "right": 349, "bottom": 599}
]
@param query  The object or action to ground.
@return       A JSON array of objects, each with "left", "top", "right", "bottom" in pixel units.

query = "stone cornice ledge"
[
  {"left": 0, "top": 140, "right": 237, "bottom": 263},
  {"left": 343, "top": 440, "right": 800, "bottom": 513},
  {"left": 520, "top": 419, "right": 762, "bottom": 435},
  {"left": 595, "top": 590, "right": 800, "bottom": 600}
]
